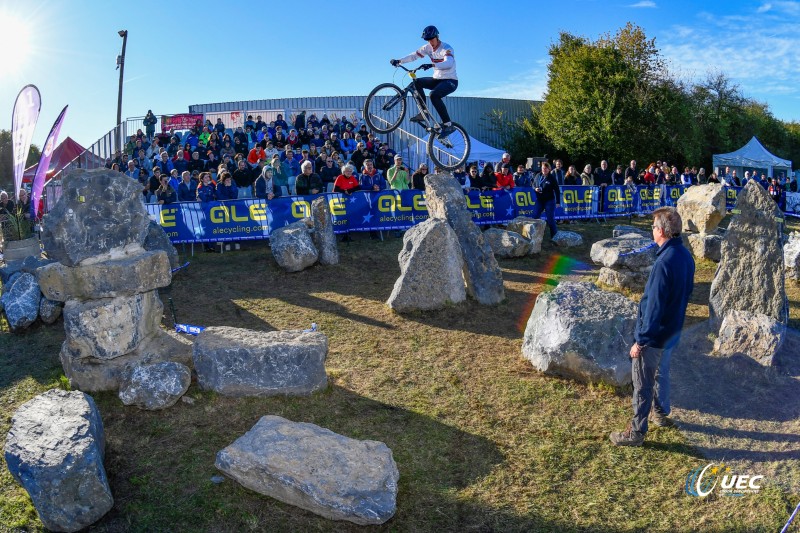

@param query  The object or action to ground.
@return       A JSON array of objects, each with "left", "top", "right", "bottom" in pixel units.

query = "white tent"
[
  {"left": 428, "top": 135, "right": 505, "bottom": 169},
  {"left": 712, "top": 136, "right": 792, "bottom": 178}
]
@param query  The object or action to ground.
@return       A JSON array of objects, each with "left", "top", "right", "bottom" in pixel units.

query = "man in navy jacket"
[{"left": 611, "top": 206, "right": 695, "bottom": 446}]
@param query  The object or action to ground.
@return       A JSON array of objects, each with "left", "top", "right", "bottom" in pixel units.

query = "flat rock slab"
[
  {"left": 612, "top": 225, "right": 651, "bottom": 239},
  {"left": 590, "top": 236, "right": 656, "bottom": 270},
  {"left": 506, "top": 217, "right": 547, "bottom": 254},
  {"left": 216, "top": 415, "right": 399, "bottom": 525},
  {"left": 785, "top": 233, "right": 800, "bottom": 282},
  {"left": 676, "top": 183, "right": 727, "bottom": 233},
  {"left": 425, "top": 173, "right": 504, "bottom": 305},
  {"left": 271, "top": 220, "right": 319, "bottom": 272},
  {"left": 193, "top": 327, "right": 328, "bottom": 396},
  {"left": 4, "top": 389, "right": 113, "bottom": 532},
  {"left": 37, "top": 249, "right": 171, "bottom": 301},
  {"left": 483, "top": 228, "right": 531, "bottom": 258},
  {"left": 143, "top": 220, "right": 179, "bottom": 269},
  {"left": 597, "top": 266, "right": 650, "bottom": 291},
  {"left": 522, "top": 282, "right": 637, "bottom": 386},
  {"left": 713, "top": 310, "right": 786, "bottom": 366},
  {"left": 552, "top": 230, "right": 583, "bottom": 248},
  {"left": 0, "top": 272, "right": 41, "bottom": 330},
  {"left": 119, "top": 361, "right": 191, "bottom": 410},
  {"left": 387, "top": 218, "right": 466, "bottom": 312},
  {"left": 686, "top": 233, "right": 722, "bottom": 262},
  {"left": 41, "top": 168, "right": 151, "bottom": 267},
  {"left": 311, "top": 197, "right": 339, "bottom": 265}
]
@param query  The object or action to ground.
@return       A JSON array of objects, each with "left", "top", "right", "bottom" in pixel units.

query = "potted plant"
[{"left": 1, "top": 203, "right": 40, "bottom": 263}]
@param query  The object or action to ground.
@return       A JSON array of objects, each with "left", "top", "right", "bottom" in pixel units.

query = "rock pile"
[
  {"left": 676, "top": 184, "right": 727, "bottom": 262},
  {"left": 591, "top": 234, "right": 656, "bottom": 290},
  {"left": 0, "top": 257, "right": 62, "bottom": 331},
  {"left": 483, "top": 228, "right": 531, "bottom": 258},
  {"left": 271, "top": 199, "right": 339, "bottom": 272},
  {"left": 506, "top": 217, "right": 547, "bottom": 254},
  {"left": 39, "top": 169, "right": 192, "bottom": 392}
]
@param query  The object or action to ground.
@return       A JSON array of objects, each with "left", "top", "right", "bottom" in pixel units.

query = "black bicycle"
[{"left": 363, "top": 64, "right": 471, "bottom": 171}]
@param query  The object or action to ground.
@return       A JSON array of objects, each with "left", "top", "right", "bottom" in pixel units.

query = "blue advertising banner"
[{"left": 725, "top": 186, "right": 742, "bottom": 210}]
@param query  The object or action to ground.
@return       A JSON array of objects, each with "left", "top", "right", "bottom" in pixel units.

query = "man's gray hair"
[
  {"left": 300, "top": 160, "right": 313, "bottom": 171},
  {"left": 652, "top": 207, "right": 682, "bottom": 237}
]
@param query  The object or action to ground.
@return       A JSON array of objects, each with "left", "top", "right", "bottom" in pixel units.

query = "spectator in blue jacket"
[
  {"left": 216, "top": 172, "right": 239, "bottom": 200},
  {"left": 155, "top": 152, "right": 174, "bottom": 175},
  {"left": 185, "top": 130, "right": 199, "bottom": 151},
  {"left": 255, "top": 165, "right": 280, "bottom": 200},
  {"left": 173, "top": 150, "right": 188, "bottom": 174},
  {"left": 358, "top": 159, "right": 386, "bottom": 191},
  {"left": 156, "top": 174, "right": 177, "bottom": 205},
  {"left": 214, "top": 118, "right": 226, "bottom": 136},
  {"left": 196, "top": 172, "right": 216, "bottom": 202},
  {"left": 177, "top": 171, "right": 198, "bottom": 202},
  {"left": 274, "top": 114, "right": 289, "bottom": 131},
  {"left": 513, "top": 165, "right": 532, "bottom": 188}
]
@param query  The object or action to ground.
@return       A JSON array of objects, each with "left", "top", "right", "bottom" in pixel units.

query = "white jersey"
[{"left": 399, "top": 41, "right": 457, "bottom": 81}]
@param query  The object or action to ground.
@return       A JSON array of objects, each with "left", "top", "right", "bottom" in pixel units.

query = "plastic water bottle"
[{"left": 303, "top": 323, "right": 318, "bottom": 333}]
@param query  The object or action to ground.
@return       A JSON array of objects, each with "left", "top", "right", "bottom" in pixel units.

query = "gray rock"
[
  {"left": 612, "top": 225, "right": 651, "bottom": 239},
  {"left": 785, "top": 233, "right": 800, "bottom": 281},
  {"left": 118, "top": 362, "right": 191, "bottom": 410},
  {"left": 597, "top": 266, "right": 651, "bottom": 291},
  {"left": 713, "top": 310, "right": 786, "bottom": 366},
  {"left": 483, "top": 228, "right": 532, "bottom": 258},
  {"left": 552, "top": 230, "right": 583, "bottom": 248},
  {"left": 143, "top": 220, "right": 179, "bottom": 269},
  {"left": 4, "top": 389, "right": 113, "bottom": 532},
  {"left": 311, "top": 197, "right": 339, "bottom": 265},
  {"left": 590, "top": 236, "right": 656, "bottom": 270},
  {"left": 39, "top": 298, "right": 63, "bottom": 325},
  {"left": 0, "top": 263, "right": 23, "bottom": 285},
  {"left": 2, "top": 271, "right": 22, "bottom": 295},
  {"left": 676, "top": 183, "right": 727, "bottom": 233},
  {"left": 193, "top": 327, "right": 328, "bottom": 396},
  {"left": 37, "top": 249, "right": 171, "bottom": 302},
  {"left": 0, "top": 273, "right": 41, "bottom": 330},
  {"left": 20, "top": 255, "right": 57, "bottom": 275},
  {"left": 271, "top": 221, "right": 319, "bottom": 272},
  {"left": 709, "top": 180, "right": 788, "bottom": 326},
  {"left": 387, "top": 218, "right": 466, "bottom": 312},
  {"left": 522, "top": 282, "right": 637, "bottom": 386},
  {"left": 61, "top": 329, "right": 194, "bottom": 392},
  {"left": 785, "top": 192, "right": 800, "bottom": 215},
  {"left": 506, "top": 217, "right": 547, "bottom": 254},
  {"left": 41, "top": 168, "right": 152, "bottom": 267},
  {"left": 216, "top": 415, "right": 398, "bottom": 525},
  {"left": 424, "top": 173, "right": 504, "bottom": 305},
  {"left": 686, "top": 233, "right": 722, "bottom": 262},
  {"left": 62, "top": 290, "right": 164, "bottom": 361}
]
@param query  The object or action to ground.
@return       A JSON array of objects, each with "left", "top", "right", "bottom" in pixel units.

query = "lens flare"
[{"left": 516, "top": 254, "right": 589, "bottom": 333}]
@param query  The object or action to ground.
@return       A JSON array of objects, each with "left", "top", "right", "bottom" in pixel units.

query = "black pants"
[{"left": 414, "top": 78, "right": 458, "bottom": 124}]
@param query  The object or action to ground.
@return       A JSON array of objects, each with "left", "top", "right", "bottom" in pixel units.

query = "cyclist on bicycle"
[{"left": 390, "top": 25, "right": 458, "bottom": 138}]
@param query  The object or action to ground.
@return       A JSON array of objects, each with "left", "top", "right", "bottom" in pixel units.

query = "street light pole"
[{"left": 116, "top": 30, "right": 128, "bottom": 151}]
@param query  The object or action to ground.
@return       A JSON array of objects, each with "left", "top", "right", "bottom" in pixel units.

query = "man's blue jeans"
[
  {"left": 531, "top": 199, "right": 557, "bottom": 238},
  {"left": 630, "top": 344, "right": 674, "bottom": 436}
]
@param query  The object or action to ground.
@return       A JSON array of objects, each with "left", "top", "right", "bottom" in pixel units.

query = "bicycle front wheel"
[
  {"left": 364, "top": 83, "right": 406, "bottom": 134},
  {"left": 427, "top": 122, "right": 471, "bottom": 171}
]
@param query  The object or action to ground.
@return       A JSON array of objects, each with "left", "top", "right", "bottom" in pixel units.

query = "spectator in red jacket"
[{"left": 494, "top": 163, "right": 515, "bottom": 191}]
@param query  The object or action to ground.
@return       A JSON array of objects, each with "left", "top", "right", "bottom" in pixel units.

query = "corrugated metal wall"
[{"left": 188, "top": 96, "right": 536, "bottom": 149}]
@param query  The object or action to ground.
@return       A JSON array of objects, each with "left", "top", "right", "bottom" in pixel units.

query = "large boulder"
[
  {"left": 37, "top": 248, "right": 171, "bottom": 301},
  {"left": 590, "top": 236, "right": 656, "bottom": 270},
  {"left": 310, "top": 197, "right": 339, "bottom": 265},
  {"left": 522, "top": 282, "right": 637, "bottom": 386},
  {"left": 551, "top": 230, "right": 583, "bottom": 248},
  {"left": 713, "top": 310, "right": 786, "bottom": 367},
  {"left": 118, "top": 361, "right": 191, "bottom": 410},
  {"left": 387, "top": 218, "right": 466, "bottom": 312},
  {"left": 506, "top": 217, "right": 547, "bottom": 253},
  {"left": 39, "top": 298, "right": 63, "bottom": 325},
  {"left": 676, "top": 183, "right": 727, "bottom": 233},
  {"left": 143, "top": 220, "right": 179, "bottom": 270},
  {"left": 597, "top": 266, "right": 651, "bottom": 291},
  {"left": 785, "top": 192, "right": 800, "bottom": 215},
  {"left": 216, "top": 415, "right": 399, "bottom": 525},
  {"left": 613, "top": 225, "right": 650, "bottom": 239},
  {"left": 4, "top": 389, "right": 113, "bottom": 532},
  {"left": 61, "top": 290, "right": 164, "bottom": 361},
  {"left": 686, "top": 233, "right": 722, "bottom": 262},
  {"left": 483, "top": 228, "right": 532, "bottom": 258},
  {"left": 424, "top": 173, "right": 504, "bottom": 305},
  {"left": 193, "top": 327, "right": 328, "bottom": 396},
  {"left": 785, "top": 232, "right": 800, "bottom": 282},
  {"left": 709, "top": 180, "right": 788, "bottom": 326},
  {"left": 41, "top": 168, "right": 151, "bottom": 267},
  {"left": 271, "top": 220, "right": 319, "bottom": 273},
  {"left": 0, "top": 273, "right": 41, "bottom": 330}
]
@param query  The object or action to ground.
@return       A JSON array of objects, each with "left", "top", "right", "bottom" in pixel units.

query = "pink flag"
[{"left": 31, "top": 105, "right": 68, "bottom": 219}]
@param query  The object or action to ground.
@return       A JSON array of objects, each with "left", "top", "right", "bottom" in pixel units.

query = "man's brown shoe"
[
  {"left": 650, "top": 411, "right": 675, "bottom": 428},
  {"left": 610, "top": 423, "right": 645, "bottom": 446}
]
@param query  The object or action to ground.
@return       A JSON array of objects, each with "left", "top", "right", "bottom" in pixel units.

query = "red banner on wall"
[{"left": 161, "top": 113, "right": 203, "bottom": 132}]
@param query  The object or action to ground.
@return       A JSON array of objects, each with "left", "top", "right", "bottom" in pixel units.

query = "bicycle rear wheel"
[
  {"left": 427, "top": 122, "right": 471, "bottom": 171},
  {"left": 364, "top": 83, "right": 406, "bottom": 134}
]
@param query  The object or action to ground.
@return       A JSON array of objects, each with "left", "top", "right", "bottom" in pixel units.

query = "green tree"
[{"left": 0, "top": 129, "right": 41, "bottom": 193}]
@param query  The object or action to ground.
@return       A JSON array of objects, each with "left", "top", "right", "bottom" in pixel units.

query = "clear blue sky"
[{"left": 1, "top": 0, "right": 798, "bottom": 151}]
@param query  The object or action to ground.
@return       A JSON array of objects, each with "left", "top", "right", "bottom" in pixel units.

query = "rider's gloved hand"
[
  {"left": 421, "top": 64, "right": 434, "bottom": 70},
  {"left": 390, "top": 59, "right": 400, "bottom": 67}
]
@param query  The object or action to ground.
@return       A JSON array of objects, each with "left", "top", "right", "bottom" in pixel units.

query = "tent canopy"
[
  {"left": 22, "top": 137, "right": 86, "bottom": 183},
  {"left": 712, "top": 136, "right": 792, "bottom": 176}
]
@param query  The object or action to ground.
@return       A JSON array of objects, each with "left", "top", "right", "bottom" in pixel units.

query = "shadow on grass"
[{"left": 0, "top": 325, "right": 64, "bottom": 391}]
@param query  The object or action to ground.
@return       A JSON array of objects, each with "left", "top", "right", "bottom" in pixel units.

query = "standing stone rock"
[
  {"left": 507, "top": 217, "right": 547, "bottom": 253},
  {"left": 118, "top": 362, "right": 191, "bottom": 410},
  {"left": 709, "top": 180, "right": 788, "bottom": 326},
  {"left": 590, "top": 237, "right": 656, "bottom": 270},
  {"left": 551, "top": 230, "right": 583, "bottom": 248},
  {"left": 713, "top": 310, "right": 786, "bottom": 366},
  {"left": 41, "top": 168, "right": 151, "bottom": 267},
  {"left": 311, "top": 197, "right": 339, "bottom": 265},
  {"left": 39, "top": 298, "right": 63, "bottom": 325},
  {"left": 387, "top": 218, "right": 466, "bottom": 312},
  {"left": 785, "top": 232, "right": 800, "bottom": 281},
  {"left": 62, "top": 290, "right": 164, "bottom": 361},
  {"left": 37, "top": 248, "right": 171, "bottom": 301},
  {"left": 785, "top": 192, "right": 800, "bottom": 215},
  {"left": 522, "top": 282, "right": 637, "bottom": 386},
  {"left": 271, "top": 221, "right": 319, "bottom": 272},
  {"left": 4, "top": 389, "right": 113, "bottom": 532},
  {"left": 613, "top": 225, "right": 651, "bottom": 239},
  {"left": 193, "top": 327, "right": 328, "bottom": 396},
  {"left": 424, "top": 173, "right": 504, "bottom": 305},
  {"left": 597, "top": 267, "right": 651, "bottom": 291},
  {"left": 483, "top": 228, "right": 531, "bottom": 258},
  {"left": 0, "top": 273, "right": 41, "bottom": 330},
  {"left": 143, "top": 220, "right": 179, "bottom": 269},
  {"left": 216, "top": 415, "right": 399, "bottom": 525},
  {"left": 676, "top": 183, "right": 726, "bottom": 233},
  {"left": 686, "top": 233, "right": 723, "bottom": 262}
]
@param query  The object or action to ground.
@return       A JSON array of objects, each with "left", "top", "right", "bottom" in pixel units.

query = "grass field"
[{"left": 1, "top": 216, "right": 799, "bottom": 532}]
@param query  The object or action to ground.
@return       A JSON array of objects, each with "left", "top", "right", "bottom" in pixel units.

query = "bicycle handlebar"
[{"left": 395, "top": 63, "right": 434, "bottom": 73}]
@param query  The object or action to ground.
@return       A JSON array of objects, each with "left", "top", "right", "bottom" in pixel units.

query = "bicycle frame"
[{"left": 387, "top": 65, "right": 440, "bottom": 132}]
